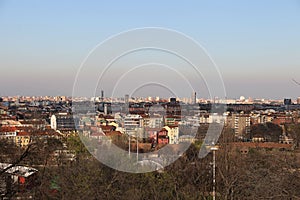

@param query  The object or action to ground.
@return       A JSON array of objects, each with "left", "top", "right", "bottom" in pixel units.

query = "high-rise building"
[
  {"left": 284, "top": 98, "right": 292, "bottom": 110},
  {"left": 98, "top": 102, "right": 112, "bottom": 115},
  {"left": 230, "top": 113, "right": 250, "bottom": 137},
  {"left": 100, "top": 90, "right": 104, "bottom": 101},
  {"left": 297, "top": 97, "right": 300, "bottom": 104},
  {"left": 125, "top": 94, "right": 129, "bottom": 104},
  {"left": 124, "top": 94, "right": 130, "bottom": 114},
  {"left": 284, "top": 98, "right": 292, "bottom": 105},
  {"left": 191, "top": 92, "right": 196, "bottom": 104}
]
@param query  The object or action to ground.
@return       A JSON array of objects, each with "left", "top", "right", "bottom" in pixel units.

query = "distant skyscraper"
[
  {"left": 191, "top": 92, "right": 196, "bottom": 104},
  {"left": 125, "top": 94, "right": 129, "bottom": 104},
  {"left": 170, "top": 97, "right": 177, "bottom": 103},
  {"left": 284, "top": 98, "right": 292, "bottom": 111},
  {"left": 124, "top": 94, "right": 129, "bottom": 114},
  {"left": 284, "top": 98, "right": 292, "bottom": 105},
  {"left": 297, "top": 97, "right": 300, "bottom": 104},
  {"left": 100, "top": 90, "right": 104, "bottom": 101}
]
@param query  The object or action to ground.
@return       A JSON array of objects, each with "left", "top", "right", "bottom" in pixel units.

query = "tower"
[
  {"left": 124, "top": 94, "right": 129, "bottom": 114},
  {"left": 191, "top": 91, "right": 196, "bottom": 104},
  {"left": 100, "top": 90, "right": 104, "bottom": 101},
  {"left": 125, "top": 94, "right": 129, "bottom": 104},
  {"left": 284, "top": 98, "right": 292, "bottom": 111}
]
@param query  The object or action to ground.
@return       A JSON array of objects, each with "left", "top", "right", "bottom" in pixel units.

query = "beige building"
[
  {"left": 230, "top": 113, "right": 251, "bottom": 136},
  {"left": 163, "top": 126, "right": 179, "bottom": 144},
  {"left": 15, "top": 132, "right": 30, "bottom": 147}
]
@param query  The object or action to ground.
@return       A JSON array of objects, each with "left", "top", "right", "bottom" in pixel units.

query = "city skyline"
[
  {"left": 1, "top": 94, "right": 300, "bottom": 105},
  {"left": 2, "top": 1, "right": 300, "bottom": 199},
  {"left": 1, "top": 1, "right": 300, "bottom": 99}
]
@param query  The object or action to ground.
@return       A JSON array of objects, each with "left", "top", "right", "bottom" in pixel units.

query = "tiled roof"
[
  {"left": 90, "top": 132, "right": 105, "bottom": 137},
  {"left": 106, "top": 131, "right": 122, "bottom": 136},
  {"left": 0, "top": 126, "right": 17, "bottom": 132},
  {"left": 17, "top": 131, "right": 30, "bottom": 136}
]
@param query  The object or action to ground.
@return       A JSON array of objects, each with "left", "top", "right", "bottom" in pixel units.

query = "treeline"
[{"left": 1, "top": 126, "right": 300, "bottom": 199}]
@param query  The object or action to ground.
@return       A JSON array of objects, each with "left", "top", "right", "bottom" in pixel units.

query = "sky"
[{"left": 0, "top": 0, "right": 300, "bottom": 99}]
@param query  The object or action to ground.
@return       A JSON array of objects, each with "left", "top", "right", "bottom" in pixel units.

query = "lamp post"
[
  {"left": 210, "top": 145, "right": 219, "bottom": 200},
  {"left": 128, "top": 134, "right": 131, "bottom": 157},
  {"left": 136, "top": 130, "right": 138, "bottom": 162}
]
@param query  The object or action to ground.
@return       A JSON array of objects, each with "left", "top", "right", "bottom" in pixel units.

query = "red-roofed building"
[
  {"left": 0, "top": 126, "right": 17, "bottom": 132},
  {"left": 272, "top": 115, "right": 293, "bottom": 125},
  {"left": 100, "top": 125, "right": 116, "bottom": 134},
  {"left": 0, "top": 126, "right": 17, "bottom": 142},
  {"left": 105, "top": 131, "right": 122, "bottom": 137},
  {"left": 157, "top": 128, "right": 169, "bottom": 144},
  {"left": 90, "top": 130, "right": 112, "bottom": 146}
]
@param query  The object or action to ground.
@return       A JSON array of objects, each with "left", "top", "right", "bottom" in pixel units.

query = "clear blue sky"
[{"left": 0, "top": 0, "right": 300, "bottom": 99}]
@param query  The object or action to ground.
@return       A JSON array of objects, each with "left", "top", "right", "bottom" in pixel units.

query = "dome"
[{"left": 239, "top": 96, "right": 245, "bottom": 101}]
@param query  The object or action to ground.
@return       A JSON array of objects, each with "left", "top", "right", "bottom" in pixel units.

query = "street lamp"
[
  {"left": 210, "top": 144, "right": 219, "bottom": 200},
  {"left": 136, "top": 129, "right": 138, "bottom": 162},
  {"left": 128, "top": 133, "right": 131, "bottom": 157}
]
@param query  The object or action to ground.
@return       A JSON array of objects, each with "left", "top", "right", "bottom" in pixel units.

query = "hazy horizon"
[{"left": 1, "top": 1, "right": 300, "bottom": 99}]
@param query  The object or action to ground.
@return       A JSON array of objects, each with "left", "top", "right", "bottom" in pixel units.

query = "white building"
[
  {"left": 50, "top": 115, "right": 57, "bottom": 130},
  {"left": 124, "top": 114, "right": 144, "bottom": 137},
  {"left": 163, "top": 126, "right": 179, "bottom": 144},
  {"left": 144, "top": 116, "right": 163, "bottom": 128},
  {"left": 199, "top": 113, "right": 226, "bottom": 124},
  {"left": 50, "top": 113, "right": 75, "bottom": 132}
]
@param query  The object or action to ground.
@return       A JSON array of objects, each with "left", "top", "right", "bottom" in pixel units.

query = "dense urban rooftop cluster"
[
  {"left": 1, "top": 95, "right": 300, "bottom": 149},
  {"left": 1, "top": 95, "right": 300, "bottom": 198}
]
